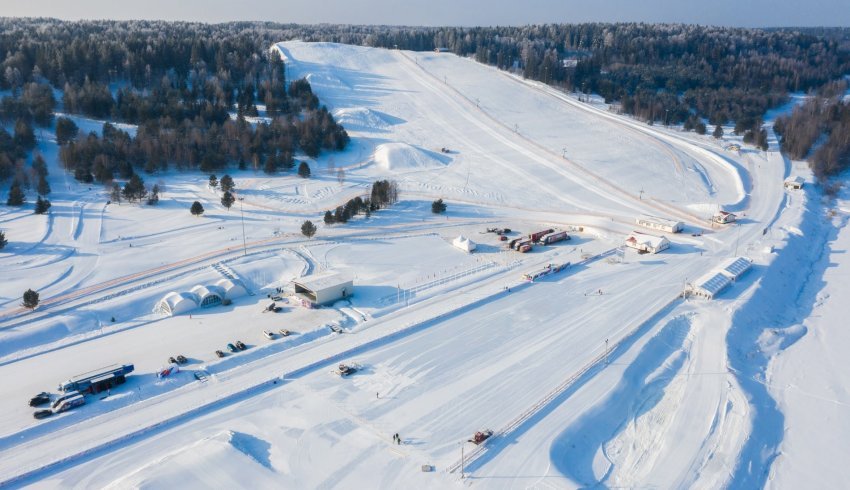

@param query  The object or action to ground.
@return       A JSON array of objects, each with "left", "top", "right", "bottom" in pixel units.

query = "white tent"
[
  {"left": 214, "top": 278, "right": 247, "bottom": 301},
  {"left": 689, "top": 272, "right": 733, "bottom": 299},
  {"left": 190, "top": 284, "right": 225, "bottom": 308},
  {"left": 155, "top": 292, "right": 198, "bottom": 316},
  {"left": 452, "top": 235, "right": 476, "bottom": 253},
  {"left": 719, "top": 256, "right": 752, "bottom": 280}
]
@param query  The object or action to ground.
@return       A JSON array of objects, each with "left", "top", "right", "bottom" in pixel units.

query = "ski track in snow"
[{"left": 0, "top": 41, "right": 835, "bottom": 488}]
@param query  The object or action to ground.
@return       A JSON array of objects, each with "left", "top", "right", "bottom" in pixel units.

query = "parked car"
[
  {"left": 235, "top": 340, "right": 247, "bottom": 350},
  {"left": 168, "top": 356, "right": 178, "bottom": 365},
  {"left": 29, "top": 392, "right": 51, "bottom": 407},
  {"left": 263, "top": 330, "right": 275, "bottom": 340},
  {"left": 215, "top": 350, "right": 226, "bottom": 358},
  {"left": 227, "top": 343, "right": 238, "bottom": 353},
  {"left": 279, "top": 329, "right": 291, "bottom": 336},
  {"left": 176, "top": 355, "right": 188, "bottom": 364},
  {"left": 33, "top": 409, "right": 52, "bottom": 419}
]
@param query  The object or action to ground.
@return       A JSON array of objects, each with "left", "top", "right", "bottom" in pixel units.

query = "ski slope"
[{"left": 0, "top": 41, "right": 846, "bottom": 489}]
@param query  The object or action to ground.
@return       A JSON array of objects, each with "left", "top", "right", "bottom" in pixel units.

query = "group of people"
[{"left": 392, "top": 433, "right": 401, "bottom": 445}]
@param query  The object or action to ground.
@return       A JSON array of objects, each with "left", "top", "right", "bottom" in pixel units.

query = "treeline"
[
  {"left": 281, "top": 23, "right": 846, "bottom": 137},
  {"left": 774, "top": 80, "right": 850, "bottom": 180},
  {"left": 279, "top": 23, "right": 850, "bottom": 133},
  {"left": 5, "top": 19, "right": 848, "bottom": 133},
  {"left": 58, "top": 102, "right": 347, "bottom": 183},
  {"left": 323, "top": 180, "right": 399, "bottom": 225},
  {"left": 0, "top": 18, "right": 349, "bottom": 186}
]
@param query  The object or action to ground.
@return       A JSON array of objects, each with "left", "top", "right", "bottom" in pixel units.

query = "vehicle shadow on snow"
[{"left": 724, "top": 189, "right": 841, "bottom": 490}]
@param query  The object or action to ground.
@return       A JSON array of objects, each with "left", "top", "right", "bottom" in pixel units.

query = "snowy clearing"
[{"left": 0, "top": 42, "right": 846, "bottom": 489}]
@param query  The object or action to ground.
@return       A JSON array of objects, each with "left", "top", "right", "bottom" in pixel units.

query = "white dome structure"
[
  {"left": 155, "top": 292, "right": 199, "bottom": 316},
  {"left": 190, "top": 284, "right": 225, "bottom": 308},
  {"left": 214, "top": 279, "right": 247, "bottom": 301}
]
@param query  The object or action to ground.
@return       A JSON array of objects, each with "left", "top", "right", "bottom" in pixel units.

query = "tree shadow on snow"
[{"left": 724, "top": 188, "right": 841, "bottom": 489}]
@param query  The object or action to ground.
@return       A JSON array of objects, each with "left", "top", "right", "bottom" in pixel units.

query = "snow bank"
[
  {"left": 105, "top": 431, "right": 279, "bottom": 488},
  {"left": 373, "top": 143, "right": 447, "bottom": 172},
  {"left": 333, "top": 107, "right": 390, "bottom": 132}
]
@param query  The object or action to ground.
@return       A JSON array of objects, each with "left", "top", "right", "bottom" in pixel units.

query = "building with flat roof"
[
  {"left": 636, "top": 215, "right": 683, "bottom": 234},
  {"left": 293, "top": 270, "right": 354, "bottom": 306}
]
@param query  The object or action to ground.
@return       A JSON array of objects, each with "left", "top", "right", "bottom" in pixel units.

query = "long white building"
[{"left": 636, "top": 214, "right": 684, "bottom": 234}]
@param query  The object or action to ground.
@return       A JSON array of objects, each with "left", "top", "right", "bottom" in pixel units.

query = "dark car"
[
  {"left": 168, "top": 356, "right": 178, "bottom": 365},
  {"left": 227, "top": 343, "right": 238, "bottom": 353},
  {"left": 29, "top": 392, "right": 51, "bottom": 407},
  {"left": 215, "top": 350, "right": 226, "bottom": 358},
  {"left": 176, "top": 355, "right": 188, "bottom": 364},
  {"left": 33, "top": 409, "right": 53, "bottom": 419},
  {"left": 235, "top": 340, "right": 247, "bottom": 350}
]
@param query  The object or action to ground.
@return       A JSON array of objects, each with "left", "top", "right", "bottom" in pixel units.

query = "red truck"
[{"left": 529, "top": 228, "right": 555, "bottom": 242}]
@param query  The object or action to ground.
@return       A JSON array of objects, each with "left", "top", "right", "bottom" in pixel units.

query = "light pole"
[
  {"left": 239, "top": 197, "right": 247, "bottom": 256},
  {"left": 605, "top": 338, "right": 609, "bottom": 365}
]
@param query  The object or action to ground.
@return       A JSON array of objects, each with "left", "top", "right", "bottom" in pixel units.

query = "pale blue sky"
[{"left": 2, "top": 0, "right": 848, "bottom": 27}]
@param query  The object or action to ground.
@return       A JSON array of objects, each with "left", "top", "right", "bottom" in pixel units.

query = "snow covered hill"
[{"left": 0, "top": 41, "right": 846, "bottom": 489}]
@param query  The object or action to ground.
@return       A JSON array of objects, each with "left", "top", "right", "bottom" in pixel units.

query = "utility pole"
[{"left": 239, "top": 197, "right": 247, "bottom": 256}]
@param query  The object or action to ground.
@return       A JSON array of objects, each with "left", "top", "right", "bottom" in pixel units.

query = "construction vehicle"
[
  {"left": 58, "top": 364, "right": 134, "bottom": 394},
  {"left": 333, "top": 363, "right": 358, "bottom": 376},
  {"left": 469, "top": 430, "right": 493, "bottom": 444}
]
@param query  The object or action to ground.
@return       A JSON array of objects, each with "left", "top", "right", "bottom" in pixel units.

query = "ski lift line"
[
  {"left": 398, "top": 51, "right": 706, "bottom": 227},
  {"left": 445, "top": 292, "right": 683, "bottom": 475}
]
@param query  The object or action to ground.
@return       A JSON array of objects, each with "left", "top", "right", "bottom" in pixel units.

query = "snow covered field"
[{"left": 0, "top": 42, "right": 847, "bottom": 488}]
